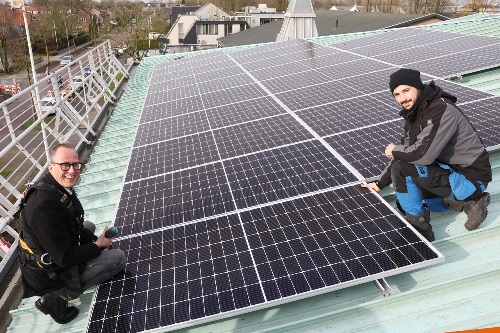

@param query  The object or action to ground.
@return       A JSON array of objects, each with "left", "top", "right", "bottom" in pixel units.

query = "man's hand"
[
  {"left": 361, "top": 182, "right": 381, "bottom": 192},
  {"left": 95, "top": 226, "right": 113, "bottom": 249},
  {"left": 385, "top": 143, "right": 396, "bottom": 158}
]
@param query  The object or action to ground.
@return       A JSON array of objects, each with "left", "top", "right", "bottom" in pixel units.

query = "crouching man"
[{"left": 18, "top": 143, "right": 126, "bottom": 324}]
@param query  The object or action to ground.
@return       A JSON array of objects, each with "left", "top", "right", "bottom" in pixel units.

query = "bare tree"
[
  {"left": 109, "top": 1, "right": 169, "bottom": 61},
  {"left": 0, "top": 4, "right": 17, "bottom": 73}
]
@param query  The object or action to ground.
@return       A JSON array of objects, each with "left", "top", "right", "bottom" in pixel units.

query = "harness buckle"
[{"left": 40, "top": 253, "right": 53, "bottom": 265}]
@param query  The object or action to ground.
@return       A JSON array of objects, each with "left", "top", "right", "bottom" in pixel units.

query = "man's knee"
[
  {"left": 83, "top": 221, "right": 96, "bottom": 234},
  {"left": 391, "top": 160, "right": 416, "bottom": 192}
]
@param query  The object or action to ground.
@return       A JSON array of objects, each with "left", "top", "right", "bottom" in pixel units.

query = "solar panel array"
[{"left": 87, "top": 27, "right": 500, "bottom": 332}]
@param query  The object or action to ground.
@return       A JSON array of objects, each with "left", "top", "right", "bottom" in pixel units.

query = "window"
[{"left": 197, "top": 24, "right": 218, "bottom": 35}]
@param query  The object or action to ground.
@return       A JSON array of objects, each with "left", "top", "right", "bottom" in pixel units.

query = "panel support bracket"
[{"left": 373, "top": 278, "right": 391, "bottom": 297}]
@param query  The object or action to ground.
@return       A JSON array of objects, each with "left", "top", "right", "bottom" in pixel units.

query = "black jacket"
[
  {"left": 378, "top": 81, "right": 492, "bottom": 188},
  {"left": 20, "top": 173, "right": 101, "bottom": 294}
]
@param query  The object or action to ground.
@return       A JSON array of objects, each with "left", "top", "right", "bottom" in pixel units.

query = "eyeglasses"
[{"left": 52, "top": 162, "right": 82, "bottom": 171}]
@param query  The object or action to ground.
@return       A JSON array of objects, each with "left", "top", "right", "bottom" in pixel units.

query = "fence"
[{"left": 0, "top": 40, "right": 129, "bottom": 284}]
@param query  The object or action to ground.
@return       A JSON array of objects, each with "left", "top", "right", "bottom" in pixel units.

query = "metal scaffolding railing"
[{"left": 0, "top": 40, "right": 129, "bottom": 284}]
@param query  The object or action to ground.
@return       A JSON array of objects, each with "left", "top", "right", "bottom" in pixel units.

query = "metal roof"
[
  {"left": 8, "top": 14, "right": 500, "bottom": 333},
  {"left": 218, "top": 11, "right": 448, "bottom": 47}
]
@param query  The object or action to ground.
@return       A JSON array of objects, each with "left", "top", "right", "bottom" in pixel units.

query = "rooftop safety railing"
[{"left": 0, "top": 40, "right": 129, "bottom": 284}]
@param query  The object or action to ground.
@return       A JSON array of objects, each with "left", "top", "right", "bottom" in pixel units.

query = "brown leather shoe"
[{"left": 464, "top": 192, "right": 490, "bottom": 231}]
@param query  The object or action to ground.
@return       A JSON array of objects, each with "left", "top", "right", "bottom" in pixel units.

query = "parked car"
[
  {"left": 40, "top": 97, "right": 56, "bottom": 115},
  {"left": 83, "top": 67, "right": 92, "bottom": 78},
  {"left": 70, "top": 75, "right": 83, "bottom": 91},
  {"left": 60, "top": 55, "right": 74, "bottom": 66}
]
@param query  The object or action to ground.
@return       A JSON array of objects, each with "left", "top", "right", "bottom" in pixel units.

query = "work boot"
[
  {"left": 405, "top": 205, "right": 435, "bottom": 242},
  {"left": 463, "top": 192, "right": 490, "bottom": 231},
  {"left": 442, "top": 196, "right": 465, "bottom": 212},
  {"left": 35, "top": 292, "right": 79, "bottom": 324}
]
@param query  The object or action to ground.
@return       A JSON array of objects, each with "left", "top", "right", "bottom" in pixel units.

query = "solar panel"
[
  {"left": 88, "top": 185, "right": 442, "bottom": 333},
  {"left": 458, "top": 97, "right": 500, "bottom": 149},
  {"left": 213, "top": 114, "right": 314, "bottom": 159},
  {"left": 295, "top": 92, "right": 399, "bottom": 137},
  {"left": 87, "top": 28, "right": 500, "bottom": 332},
  {"left": 124, "top": 132, "right": 219, "bottom": 182},
  {"left": 324, "top": 120, "right": 403, "bottom": 179},
  {"left": 224, "top": 140, "right": 358, "bottom": 209},
  {"left": 115, "top": 163, "right": 236, "bottom": 236}
]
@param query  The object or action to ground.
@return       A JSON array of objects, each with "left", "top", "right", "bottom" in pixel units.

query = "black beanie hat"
[{"left": 389, "top": 68, "right": 424, "bottom": 93}]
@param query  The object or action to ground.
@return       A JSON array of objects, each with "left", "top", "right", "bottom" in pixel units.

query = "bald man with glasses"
[{"left": 18, "top": 143, "right": 126, "bottom": 324}]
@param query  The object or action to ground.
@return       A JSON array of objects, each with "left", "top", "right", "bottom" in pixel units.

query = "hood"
[{"left": 399, "top": 81, "right": 457, "bottom": 122}]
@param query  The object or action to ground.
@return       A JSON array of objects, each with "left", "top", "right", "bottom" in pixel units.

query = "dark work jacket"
[
  {"left": 378, "top": 81, "right": 492, "bottom": 189},
  {"left": 20, "top": 173, "right": 101, "bottom": 294}
]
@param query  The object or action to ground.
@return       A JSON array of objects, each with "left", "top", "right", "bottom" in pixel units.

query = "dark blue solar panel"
[
  {"left": 224, "top": 140, "right": 358, "bottom": 209},
  {"left": 84, "top": 25, "right": 500, "bottom": 333},
  {"left": 115, "top": 163, "right": 235, "bottom": 236},
  {"left": 324, "top": 120, "right": 403, "bottom": 179},
  {"left": 213, "top": 114, "right": 314, "bottom": 159},
  {"left": 125, "top": 132, "right": 220, "bottom": 182},
  {"left": 295, "top": 93, "right": 399, "bottom": 137}
]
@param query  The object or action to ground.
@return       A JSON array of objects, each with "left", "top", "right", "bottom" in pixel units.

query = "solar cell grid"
[
  {"left": 230, "top": 39, "right": 304, "bottom": 64},
  {"left": 224, "top": 140, "right": 358, "bottom": 209},
  {"left": 295, "top": 93, "right": 399, "bottom": 137},
  {"left": 408, "top": 52, "right": 498, "bottom": 78},
  {"left": 302, "top": 51, "right": 363, "bottom": 69},
  {"left": 88, "top": 25, "right": 500, "bottom": 333},
  {"left": 195, "top": 73, "right": 250, "bottom": 94},
  {"left": 275, "top": 79, "right": 361, "bottom": 111},
  {"left": 189, "top": 66, "right": 246, "bottom": 84},
  {"left": 201, "top": 83, "right": 268, "bottom": 109},
  {"left": 146, "top": 85, "right": 199, "bottom": 104},
  {"left": 240, "top": 185, "right": 441, "bottom": 302},
  {"left": 213, "top": 114, "right": 314, "bottom": 159},
  {"left": 432, "top": 34, "right": 500, "bottom": 52},
  {"left": 146, "top": 77, "right": 198, "bottom": 92},
  {"left": 261, "top": 70, "right": 332, "bottom": 94},
  {"left": 115, "top": 163, "right": 236, "bottom": 236},
  {"left": 88, "top": 215, "right": 265, "bottom": 333},
  {"left": 371, "top": 46, "right": 445, "bottom": 66},
  {"left": 235, "top": 40, "right": 339, "bottom": 71},
  {"left": 320, "top": 59, "right": 392, "bottom": 81},
  {"left": 459, "top": 97, "right": 500, "bottom": 148},
  {"left": 332, "top": 28, "right": 431, "bottom": 51},
  {"left": 324, "top": 120, "right": 403, "bottom": 179},
  {"left": 337, "top": 68, "right": 399, "bottom": 95},
  {"left": 140, "top": 96, "right": 204, "bottom": 123},
  {"left": 250, "top": 61, "right": 313, "bottom": 81},
  {"left": 135, "top": 110, "right": 211, "bottom": 146},
  {"left": 433, "top": 79, "right": 495, "bottom": 104},
  {"left": 125, "top": 132, "right": 220, "bottom": 182},
  {"left": 467, "top": 45, "right": 500, "bottom": 64},
  {"left": 204, "top": 96, "right": 286, "bottom": 129}
]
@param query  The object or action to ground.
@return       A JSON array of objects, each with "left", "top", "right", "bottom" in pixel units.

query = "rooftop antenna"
[{"left": 276, "top": 0, "right": 318, "bottom": 41}]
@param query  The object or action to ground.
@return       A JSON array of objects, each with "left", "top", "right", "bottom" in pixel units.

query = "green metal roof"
[{"left": 8, "top": 13, "right": 500, "bottom": 333}]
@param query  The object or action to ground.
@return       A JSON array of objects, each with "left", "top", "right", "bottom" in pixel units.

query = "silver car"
[{"left": 60, "top": 55, "right": 74, "bottom": 66}]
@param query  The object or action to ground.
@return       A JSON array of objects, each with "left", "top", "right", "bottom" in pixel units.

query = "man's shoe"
[
  {"left": 35, "top": 293, "right": 79, "bottom": 324},
  {"left": 405, "top": 205, "right": 435, "bottom": 242},
  {"left": 442, "top": 196, "right": 465, "bottom": 212},
  {"left": 463, "top": 192, "right": 490, "bottom": 231}
]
